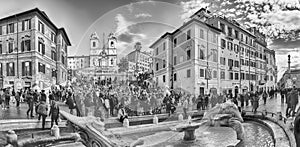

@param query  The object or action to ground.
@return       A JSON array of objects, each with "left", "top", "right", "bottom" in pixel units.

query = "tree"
[
  {"left": 181, "top": 0, "right": 300, "bottom": 40},
  {"left": 118, "top": 57, "right": 129, "bottom": 73}
]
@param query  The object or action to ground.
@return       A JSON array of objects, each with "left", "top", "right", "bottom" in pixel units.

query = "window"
[
  {"left": 38, "top": 21, "right": 45, "bottom": 34},
  {"left": 234, "top": 44, "right": 239, "bottom": 52},
  {"left": 227, "top": 42, "right": 233, "bottom": 50},
  {"left": 228, "top": 59, "right": 233, "bottom": 67},
  {"left": 235, "top": 73, "right": 239, "bottom": 80},
  {"left": 187, "top": 49, "right": 191, "bottom": 60},
  {"left": 163, "top": 42, "right": 166, "bottom": 50},
  {"left": 220, "top": 23, "right": 225, "bottom": 33},
  {"left": 174, "top": 56, "right": 177, "bottom": 65},
  {"left": 246, "top": 36, "right": 248, "bottom": 44},
  {"left": 200, "top": 69, "right": 204, "bottom": 77},
  {"left": 38, "top": 62, "right": 46, "bottom": 73},
  {"left": 199, "top": 48, "right": 204, "bottom": 60},
  {"left": 221, "top": 39, "right": 226, "bottom": 49},
  {"left": 241, "top": 34, "right": 244, "bottom": 42},
  {"left": 240, "top": 59, "right": 244, "bottom": 65},
  {"left": 234, "top": 61, "right": 239, "bottom": 67},
  {"left": 241, "top": 73, "right": 245, "bottom": 80},
  {"left": 21, "top": 40, "right": 31, "bottom": 52},
  {"left": 8, "top": 42, "right": 14, "bottom": 53},
  {"left": 0, "top": 63, "right": 2, "bottom": 76},
  {"left": 61, "top": 55, "right": 65, "bottom": 65},
  {"left": 228, "top": 27, "right": 232, "bottom": 37},
  {"left": 187, "top": 69, "right": 191, "bottom": 78},
  {"left": 92, "top": 42, "right": 96, "bottom": 47},
  {"left": 220, "top": 57, "right": 226, "bottom": 65},
  {"left": 235, "top": 30, "right": 239, "bottom": 39},
  {"left": 6, "top": 62, "right": 15, "bottom": 76},
  {"left": 51, "top": 50, "right": 57, "bottom": 61},
  {"left": 22, "top": 19, "right": 31, "bottom": 31},
  {"left": 163, "top": 75, "right": 166, "bottom": 83},
  {"left": 156, "top": 62, "right": 159, "bottom": 71},
  {"left": 213, "top": 70, "right": 217, "bottom": 78},
  {"left": 22, "top": 61, "right": 32, "bottom": 76},
  {"left": 173, "top": 38, "right": 177, "bottom": 47},
  {"left": 51, "top": 32, "right": 55, "bottom": 42},
  {"left": 187, "top": 30, "right": 191, "bottom": 40},
  {"left": 220, "top": 71, "right": 225, "bottom": 79},
  {"left": 174, "top": 73, "right": 177, "bottom": 81},
  {"left": 0, "top": 26, "right": 2, "bottom": 35},
  {"left": 212, "top": 33, "right": 217, "bottom": 43},
  {"left": 7, "top": 23, "right": 14, "bottom": 34},
  {"left": 229, "top": 72, "right": 233, "bottom": 80},
  {"left": 38, "top": 41, "right": 45, "bottom": 55},
  {"left": 200, "top": 29, "right": 204, "bottom": 39},
  {"left": 0, "top": 44, "right": 2, "bottom": 54},
  {"left": 246, "top": 73, "right": 250, "bottom": 80},
  {"left": 212, "top": 51, "right": 217, "bottom": 62},
  {"left": 163, "top": 60, "right": 166, "bottom": 68}
]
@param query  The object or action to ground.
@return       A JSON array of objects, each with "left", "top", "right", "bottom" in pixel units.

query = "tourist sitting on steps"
[{"left": 118, "top": 104, "right": 128, "bottom": 123}]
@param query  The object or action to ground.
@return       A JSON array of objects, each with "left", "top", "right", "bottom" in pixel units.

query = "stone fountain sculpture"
[
  {"left": 172, "top": 100, "right": 244, "bottom": 142},
  {"left": 202, "top": 100, "right": 245, "bottom": 140}
]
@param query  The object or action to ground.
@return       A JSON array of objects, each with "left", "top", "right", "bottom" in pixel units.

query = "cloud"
[
  {"left": 180, "top": 0, "right": 210, "bottom": 21},
  {"left": 135, "top": 13, "right": 152, "bottom": 18},
  {"left": 114, "top": 13, "right": 147, "bottom": 57}
]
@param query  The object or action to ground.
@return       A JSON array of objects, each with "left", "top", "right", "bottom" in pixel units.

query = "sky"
[{"left": 1, "top": 0, "right": 300, "bottom": 80}]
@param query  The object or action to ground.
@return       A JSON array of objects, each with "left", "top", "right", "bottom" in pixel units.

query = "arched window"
[{"left": 199, "top": 49, "right": 204, "bottom": 60}]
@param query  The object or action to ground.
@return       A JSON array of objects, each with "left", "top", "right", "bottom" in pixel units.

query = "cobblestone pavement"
[
  {"left": 0, "top": 101, "right": 69, "bottom": 120},
  {"left": 242, "top": 93, "right": 300, "bottom": 118}
]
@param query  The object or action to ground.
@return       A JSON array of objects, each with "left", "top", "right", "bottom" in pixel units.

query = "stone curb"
[{"left": 244, "top": 113, "right": 296, "bottom": 147}]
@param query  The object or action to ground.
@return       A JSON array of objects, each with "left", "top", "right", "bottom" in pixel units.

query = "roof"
[
  {"left": 189, "top": 8, "right": 211, "bottom": 18},
  {"left": 0, "top": 8, "right": 71, "bottom": 46},
  {"left": 149, "top": 18, "right": 221, "bottom": 48}
]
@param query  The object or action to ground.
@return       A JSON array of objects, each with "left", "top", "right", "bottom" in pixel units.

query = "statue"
[{"left": 202, "top": 100, "right": 245, "bottom": 141}]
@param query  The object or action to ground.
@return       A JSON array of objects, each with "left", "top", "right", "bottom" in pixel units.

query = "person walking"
[
  {"left": 239, "top": 92, "right": 245, "bottom": 108},
  {"left": 289, "top": 86, "right": 298, "bottom": 117},
  {"left": 4, "top": 88, "right": 11, "bottom": 109},
  {"left": 252, "top": 92, "right": 259, "bottom": 113},
  {"left": 15, "top": 90, "right": 21, "bottom": 107},
  {"left": 26, "top": 90, "right": 34, "bottom": 118},
  {"left": 37, "top": 100, "right": 48, "bottom": 129},
  {"left": 262, "top": 90, "right": 268, "bottom": 105},
  {"left": 280, "top": 89, "right": 285, "bottom": 104},
  {"left": 49, "top": 101, "right": 60, "bottom": 128},
  {"left": 286, "top": 89, "right": 292, "bottom": 117}
]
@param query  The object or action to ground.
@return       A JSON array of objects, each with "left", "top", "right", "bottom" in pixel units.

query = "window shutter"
[
  {"left": 6, "top": 25, "right": 8, "bottom": 34},
  {"left": 12, "top": 63, "right": 15, "bottom": 76},
  {"left": 29, "top": 62, "right": 32, "bottom": 76},
  {"left": 22, "top": 21, "right": 24, "bottom": 31},
  {"left": 42, "top": 44, "right": 45, "bottom": 55},
  {"left": 22, "top": 62, "right": 25, "bottom": 76},
  {"left": 6, "top": 63, "right": 9, "bottom": 76},
  {"left": 21, "top": 41, "right": 24, "bottom": 52},
  {"left": 28, "top": 19, "right": 31, "bottom": 29}
]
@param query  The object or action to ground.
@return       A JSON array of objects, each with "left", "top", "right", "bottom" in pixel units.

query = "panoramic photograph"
[{"left": 0, "top": 0, "right": 299, "bottom": 146}]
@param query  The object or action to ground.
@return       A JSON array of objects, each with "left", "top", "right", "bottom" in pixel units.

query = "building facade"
[
  {"left": 278, "top": 69, "right": 300, "bottom": 89},
  {"left": 68, "top": 55, "right": 90, "bottom": 70},
  {"left": 126, "top": 44, "right": 152, "bottom": 73},
  {"left": 150, "top": 8, "right": 277, "bottom": 96},
  {"left": 0, "top": 8, "right": 71, "bottom": 89}
]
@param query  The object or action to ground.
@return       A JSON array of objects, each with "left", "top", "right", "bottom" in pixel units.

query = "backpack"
[{"left": 37, "top": 103, "right": 48, "bottom": 115}]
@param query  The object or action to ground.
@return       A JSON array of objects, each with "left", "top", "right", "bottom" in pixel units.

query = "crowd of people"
[{"left": 1, "top": 72, "right": 300, "bottom": 129}]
